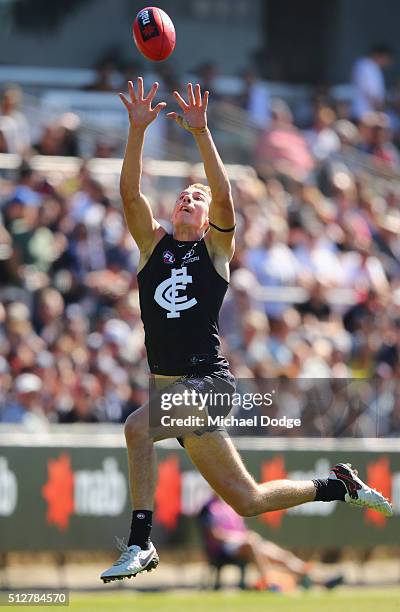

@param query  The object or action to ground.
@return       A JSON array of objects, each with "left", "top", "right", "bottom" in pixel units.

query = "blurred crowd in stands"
[{"left": 1, "top": 44, "right": 400, "bottom": 435}]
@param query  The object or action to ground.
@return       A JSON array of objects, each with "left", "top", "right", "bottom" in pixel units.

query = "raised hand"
[
  {"left": 119, "top": 77, "right": 166, "bottom": 129},
  {"left": 167, "top": 83, "right": 209, "bottom": 131}
]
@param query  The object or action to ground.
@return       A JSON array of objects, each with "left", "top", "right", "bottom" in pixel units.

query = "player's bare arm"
[
  {"left": 119, "top": 77, "right": 167, "bottom": 268},
  {"left": 167, "top": 83, "right": 235, "bottom": 262}
]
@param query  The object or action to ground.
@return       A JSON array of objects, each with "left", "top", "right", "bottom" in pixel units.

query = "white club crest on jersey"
[{"left": 154, "top": 266, "right": 197, "bottom": 318}]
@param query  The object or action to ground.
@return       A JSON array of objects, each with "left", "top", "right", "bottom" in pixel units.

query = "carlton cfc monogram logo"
[{"left": 154, "top": 266, "right": 197, "bottom": 318}]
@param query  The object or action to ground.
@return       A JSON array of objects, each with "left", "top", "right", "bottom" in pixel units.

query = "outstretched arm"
[
  {"left": 119, "top": 77, "right": 166, "bottom": 255},
  {"left": 167, "top": 83, "right": 235, "bottom": 257}
]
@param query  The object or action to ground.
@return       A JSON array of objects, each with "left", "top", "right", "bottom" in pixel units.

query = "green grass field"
[{"left": 43, "top": 588, "right": 400, "bottom": 612}]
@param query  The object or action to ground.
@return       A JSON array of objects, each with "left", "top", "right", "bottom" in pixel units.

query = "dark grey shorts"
[{"left": 175, "top": 370, "right": 236, "bottom": 447}]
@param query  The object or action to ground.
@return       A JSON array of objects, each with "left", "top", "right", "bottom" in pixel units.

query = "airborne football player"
[{"left": 100, "top": 78, "right": 392, "bottom": 582}]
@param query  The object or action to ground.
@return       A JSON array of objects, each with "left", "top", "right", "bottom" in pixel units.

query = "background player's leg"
[
  {"left": 253, "top": 535, "right": 308, "bottom": 575},
  {"left": 183, "top": 431, "right": 316, "bottom": 515},
  {"left": 233, "top": 538, "right": 270, "bottom": 585}
]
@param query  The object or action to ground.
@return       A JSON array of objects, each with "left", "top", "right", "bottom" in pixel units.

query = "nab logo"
[
  {"left": 154, "top": 266, "right": 197, "bottom": 318},
  {"left": 138, "top": 9, "right": 159, "bottom": 41},
  {"left": 42, "top": 454, "right": 127, "bottom": 532},
  {"left": 139, "top": 9, "right": 151, "bottom": 25},
  {"left": 42, "top": 453, "right": 74, "bottom": 531}
]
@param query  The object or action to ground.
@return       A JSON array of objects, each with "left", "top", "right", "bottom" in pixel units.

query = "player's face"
[{"left": 172, "top": 187, "right": 210, "bottom": 231}]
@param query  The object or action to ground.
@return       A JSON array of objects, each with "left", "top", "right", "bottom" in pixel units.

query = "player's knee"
[
  {"left": 124, "top": 411, "right": 147, "bottom": 443},
  {"left": 230, "top": 497, "right": 258, "bottom": 517},
  {"left": 237, "top": 542, "right": 253, "bottom": 558},
  {"left": 247, "top": 530, "right": 262, "bottom": 544}
]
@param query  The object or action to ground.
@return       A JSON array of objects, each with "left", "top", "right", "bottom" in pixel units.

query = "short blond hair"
[{"left": 188, "top": 183, "right": 212, "bottom": 201}]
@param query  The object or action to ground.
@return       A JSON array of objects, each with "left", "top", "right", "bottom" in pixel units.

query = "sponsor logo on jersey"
[
  {"left": 181, "top": 247, "right": 199, "bottom": 264},
  {"left": 182, "top": 248, "right": 195, "bottom": 260},
  {"left": 163, "top": 250, "right": 175, "bottom": 264},
  {"left": 154, "top": 266, "right": 197, "bottom": 318}
]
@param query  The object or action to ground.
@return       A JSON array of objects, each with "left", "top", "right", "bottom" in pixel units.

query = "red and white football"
[{"left": 133, "top": 7, "right": 176, "bottom": 62}]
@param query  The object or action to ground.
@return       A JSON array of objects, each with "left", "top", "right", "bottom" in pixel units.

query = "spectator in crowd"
[
  {"left": 1, "top": 65, "right": 400, "bottom": 436},
  {"left": 118, "top": 60, "right": 143, "bottom": 91},
  {"left": 0, "top": 85, "right": 31, "bottom": 154},
  {"left": 83, "top": 58, "right": 120, "bottom": 92},
  {"left": 357, "top": 111, "right": 396, "bottom": 160},
  {"left": 194, "top": 61, "right": 220, "bottom": 101},
  {"left": 156, "top": 63, "right": 181, "bottom": 97},
  {"left": 33, "top": 287, "right": 65, "bottom": 344},
  {"left": 303, "top": 106, "right": 340, "bottom": 160},
  {"left": 1, "top": 373, "right": 48, "bottom": 431},
  {"left": 238, "top": 67, "right": 271, "bottom": 129},
  {"left": 254, "top": 99, "right": 314, "bottom": 181},
  {"left": 0, "top": 116, "right": 17, "bottom": 153},
  {"left": 34, "top": 113, "right": 80, "bottom": 157},
  {"left": 94, "top": 136, "right": 118, "bottom": 159},
  {"left": 351, "top": 44, "right": 394, "bottom": 120},
  {"left": 57, "top": 374, "right": 101, "bottom": 423},
  {"left": 9, "top": 161, "right": 40, "bottom": 208}
]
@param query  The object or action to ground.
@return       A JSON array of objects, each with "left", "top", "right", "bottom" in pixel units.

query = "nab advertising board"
[{"left": 0, "top": 444, "right": 399, "bottom": 551}]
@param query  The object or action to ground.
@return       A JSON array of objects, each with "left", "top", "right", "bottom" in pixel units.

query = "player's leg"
[
  {"left": 183, "top": 431, "right": 316, "bottom": 515},
  {"left": 252, "top": 534, "right": 308, "bottom": 575},
  {"left": 101, "top": 383, "right": 214, "bottom": 583},
  {"left": 236, "top": 532, "right": 307, "bottom": 588},
  {"left": 230, "top": 538, "right": 270, "bottom": 586},
  {"left": 100, "top": 400, "right": 159, "bottom": 583},
  {"left": 250, "top": 534, "right": 343, "bottom": 589},
  {"left": 125, "top": 401, "right": 158, "bottom": 510},
  {"left": 183, "top": 431, "right": 392, "bottom": 516},
  {"left": 123, "top": 381, "right": 208, "bottom": 543}
]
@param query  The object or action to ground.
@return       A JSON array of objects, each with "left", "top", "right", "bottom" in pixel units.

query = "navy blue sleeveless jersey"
[{"left": 137, "top": 233, "right": 230, "bottom": 375}]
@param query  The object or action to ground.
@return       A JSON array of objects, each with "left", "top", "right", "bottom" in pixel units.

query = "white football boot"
[
  {"left": 100, "top": 537, "right": 159, "bottom": 583},
  {"left": 329, "top": 463, "right": 392, "bottom": 517}
]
